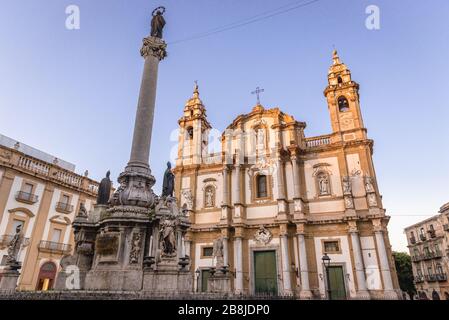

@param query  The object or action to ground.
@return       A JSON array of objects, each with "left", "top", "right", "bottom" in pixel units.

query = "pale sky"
[{"left": 0, "top": 0, "right": 448, "bottom": 252}]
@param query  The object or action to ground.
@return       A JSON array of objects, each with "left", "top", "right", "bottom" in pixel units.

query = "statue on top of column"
[
  {"left": 151, "top": 7, "right": 166, "bottom": 39},
  {"left": 97, "top": 171, "right": 112, "bottom": 205}
]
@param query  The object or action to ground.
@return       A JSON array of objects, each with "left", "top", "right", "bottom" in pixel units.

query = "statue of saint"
[
  {"left": 97, "top": 171, "right": 112, "bottom": 205},
  {"left": 162, "top": 162, "right": 174, "bottom": 197},
  {"left": 318, "top": 174, "right": 330, "bottom": 195},
  {"left": 205, "top": 187, "right": 214, "bottom": 207},
  {"left": 159, "top": 218, "right": 176, "bottom": 256},
  {"left": 6, "top": 225, "right": 24, "bottom": 264},
  {"left": 151, "top": 7, "right": 166, "bottom": 38}
]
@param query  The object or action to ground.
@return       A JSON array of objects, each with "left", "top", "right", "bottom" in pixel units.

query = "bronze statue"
[
  {"left": 162, "top": 162, "right": 174, "bottom": 197},
  {"left": 97, "top": 171, "right": 112, "bottom": 205},
  {"left": 151, "top": 7, "right": 166, "bottom": 38}
]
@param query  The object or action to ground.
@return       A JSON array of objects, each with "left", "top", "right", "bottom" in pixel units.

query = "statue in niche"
[
  {"left": 364, "top": 176, "right": 375, "bottom": 193},
  {"left": 318, "top": 173, "right": 330, "bottom": 195},
  {"left": 162, "top": 162, "right": 175, "bottom": 197},
  {"left": 6, "top": 225, "right": 24, "bottom": 264},
  {"left": 205, "top": 186, "right": 214, "bottom": 207},
  {"left": 343, "top": 176, "right": 352, "bottom": 195},
  {"left": 97, "top": 170, "right": 112, "bottom": 205},
  {"left": 159, "top": 217, "right": 177, "bottom": 257},
  {"left": 150, "top": 7, "right": 166, "bottom": 39}
]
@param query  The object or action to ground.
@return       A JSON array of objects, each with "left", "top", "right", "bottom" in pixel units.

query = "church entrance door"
[
  {"left": 201, "top": 269, "right": 211, "bottom": 292},
  {"left": 254, "top": 250, "right": 277, "bottom": 295},
  {"left": 328, "top": 266, "right": 347, "bottom": 300}
]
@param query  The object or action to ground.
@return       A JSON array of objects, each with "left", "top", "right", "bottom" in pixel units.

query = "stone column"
[
  {"left": 297, "top": 232, "right": 312, "bottom": 298},
  {"left": 374, "top": 230, "right": 395, "bottom": 294},
  {"left": 234, "top": 237, "right": 243, "bottom": 293},
  {"left": 128, "top": 36, "right": 167, "bottom": 173},
  {"left": 349, "top": 230, "right": 369, "bottom": 298},
  {"left": 291, "top": 156, "right": 300, "bottom": 199},
  {"left": 233, "top": 165, "right": 241, "bottom": 204},
  {"left": 280, "top": 234, "right": 292, "bottom": 294},
  {"left": 223, "top": 237, "right": 229, "bottom": 266},
  {"left": 276, "top": 159, "right": 285, "bottom": 200},
  {"left": 222, "top": 166, "right": 229, "bottom": 206}
]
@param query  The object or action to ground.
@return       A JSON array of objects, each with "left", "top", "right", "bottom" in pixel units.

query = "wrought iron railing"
[
  {"left": 55, "top": 202, "right": 74, "bottom": 213},
  {"left": 38, "top": 240, "right": 72, "bottom": 254},
  {"left": 15, "top": 191, "right": 38, "bottom": 203}
]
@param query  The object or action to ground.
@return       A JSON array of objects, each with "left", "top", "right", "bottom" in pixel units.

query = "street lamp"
[
  {"left": 195, "top": 268, "right": 201, "bottom": 292},
  {"left": 322, "top": 253, "right": 332, "bottom": 300}
]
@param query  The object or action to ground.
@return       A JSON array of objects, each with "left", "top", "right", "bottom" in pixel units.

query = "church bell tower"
[
  {"left": 324, "top": 50, "right": 367, "bottom": 142},
  {"left": 177, "top": 83, "right": 211, "bottom": 166}
]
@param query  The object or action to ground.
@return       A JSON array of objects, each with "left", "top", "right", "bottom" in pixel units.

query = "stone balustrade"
[
  {"left": 305, "top": 134, "right": 332, "bottom": 148},
  {"left": 0, "top": 145, "right": 98, "bottom": 196}
]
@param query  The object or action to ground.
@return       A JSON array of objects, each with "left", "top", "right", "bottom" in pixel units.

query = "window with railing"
[
  {"left": 55, "top": 201, "right": 73, "bottom": 213},
  {"left": 38, "top": 240, "right": 71, "bottom": 254},
  {"left": 15, "top": 191, "right": 38, "bottom": 204}
]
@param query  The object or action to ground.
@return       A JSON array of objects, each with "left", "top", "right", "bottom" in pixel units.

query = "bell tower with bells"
[{"left": 324, "top": 50, "right": 367, "bottom": 142}]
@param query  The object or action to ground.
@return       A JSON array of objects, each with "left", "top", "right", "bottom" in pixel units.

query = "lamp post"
[
  {"left": 322, "top": 253, "right": 332, "bottom": 300},
  {"left": 195, "top": 268, "right": 201, "bottom": 292}
]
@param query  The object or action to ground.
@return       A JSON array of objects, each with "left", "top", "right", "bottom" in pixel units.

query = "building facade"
[
  {"left": 174, "top": 51, "right": 400, "bottom": 299},
  {"left": 0, "top": 136, "right": 98, "bottom": 290},
  {"left": 404, "top": 202, "right": 449, "bottom": 300}
]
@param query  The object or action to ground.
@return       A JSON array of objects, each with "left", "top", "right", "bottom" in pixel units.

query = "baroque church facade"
[{"left": 174, "top": 51, "right": 400, "bottom": 299}]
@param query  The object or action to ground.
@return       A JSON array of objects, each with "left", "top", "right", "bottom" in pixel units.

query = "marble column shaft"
[
  {"left": 375, "top": 231, "right": 394, "bottom": 291},
  {"left": 297, "top": 233, "right": 310, "bottom": 292},
  {"left": 128, "top": 52, "right": 160, "bottom": 170}
]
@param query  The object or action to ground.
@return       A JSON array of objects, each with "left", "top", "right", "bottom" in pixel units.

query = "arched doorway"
[{"left": 36, "top": 261, "right": 57, "bottom": 291}]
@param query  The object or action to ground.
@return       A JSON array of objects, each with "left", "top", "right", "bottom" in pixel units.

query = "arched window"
[
  {"left": 256, "top": 175, "right": 267, "bottom": 198},
  {"left": 186, "top": 126, "right": 193, "bottom": 140},
  {"left": 337, "top": 96, "right": 349, "bottom": 112},
  {"left": 337, "top": 76, "right": 343, "bottom": 84}
]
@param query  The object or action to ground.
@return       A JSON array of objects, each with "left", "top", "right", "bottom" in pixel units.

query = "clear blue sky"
[{"left": 1, "top": 0, "right": 448, "bottom": 251}]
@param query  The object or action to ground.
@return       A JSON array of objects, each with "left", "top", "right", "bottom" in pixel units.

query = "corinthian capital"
[{"left": 140, "top": 36, "right": 167, "bottom": 60}]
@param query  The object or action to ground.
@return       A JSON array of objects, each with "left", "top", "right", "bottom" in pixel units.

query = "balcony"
[
  {"left": 414, "top": 275, "right": 424, "bottom": 283},
  {"left": 436, "top": 273, "right": 447, "bottom": 282},
  {"left": 15, "top": 191, "right": 38, "bottom": 204},
  {"left": 419, "top": 234, "right": 427, "bottom": 241},
  {"left": 421, "top": 250, "right": 443, "bottom": 260},
  {"left": 55, "top": 202, "right": 74, "bottom": 214},
  {"left": 425, "top": 274, "right": 437, "bottom": 282},
  {"left": 410, "top": 236, "right": 416, "bottom": 245},
  {"left": 428, "top": 229, "right": 436, "bottom": 238},
  {"left": 38, "top": 240, "right": 72, "bottom": 255}
]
